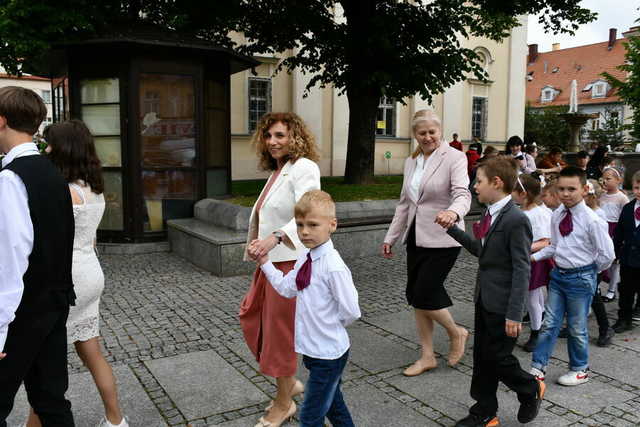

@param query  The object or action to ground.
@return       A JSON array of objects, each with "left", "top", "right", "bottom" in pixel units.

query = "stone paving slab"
[
  {"left": 227, "top": 341, "right": 366, "bottom": 385},
  {"left": 7, "top": 365, "right": 166, "bottom": 427},
  {"left": 348, "top": 325, "right": 418, "bottom": 373},
  {"left": 387, "top": 369, "right": 569, "bottom": 426},
  {"left": 145, "top": 350, "right": 266, "bottom": 420},
  {"left": 343, "top": 383, "right": 433, "bottom": 426},
  {"left": 364, "top": 306, "right": 475, "bottom": 365}
]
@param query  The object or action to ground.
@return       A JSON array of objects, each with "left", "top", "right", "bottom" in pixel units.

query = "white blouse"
[
  {"left": 408, "top": 153, "right": 436, "bottom": 202},
  {"left": 524, "top": 205, "right": 552, "bottom": 242}
]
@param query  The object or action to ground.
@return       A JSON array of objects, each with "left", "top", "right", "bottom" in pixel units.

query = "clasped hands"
[
  {"left": 381, "top": 210, "right": 458, "bottom": 258},
  {"left": 247, "top": 233, "right": 279, "bottom": 264}
]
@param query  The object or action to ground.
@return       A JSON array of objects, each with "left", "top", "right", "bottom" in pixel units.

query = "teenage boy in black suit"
[{"left": 0, "top": 86, "right": 75, "bottom": 426}]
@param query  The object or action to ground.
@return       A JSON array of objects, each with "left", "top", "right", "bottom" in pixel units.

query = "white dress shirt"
[
  {"left": 261, "top": 239, "right": 361, "bottom": 360},
  {"left": 0, "top": 142, "right": 38, "bottom": 352},
  {"left": 482, "top": 195, "right": 512, "bottom": 245},
  {"left": 532, "top": 200, "right": 615, "bottom": 272},
  {"left": 408, "top": 152, "right": 435, "bottom": 202}
]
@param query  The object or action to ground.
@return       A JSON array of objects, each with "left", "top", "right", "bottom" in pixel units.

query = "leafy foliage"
[
  {"left": 0, "top": 0, "right": 597, "bottom": 183},
  {"left": 587, "top": 108, "right": 626, "bottom": 149},
  {"left": 524, "top": 104, "right": 571, "bottom": 150},
  {"left": 603, "top": 22, "right": 640, "bottom": 141}
]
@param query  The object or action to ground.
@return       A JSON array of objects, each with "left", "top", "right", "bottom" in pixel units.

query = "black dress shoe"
[
  {"left": 518, "top": 380, "right": 546, "bottom": 423},
  {"left": 455, "top": 413, "right": 500, "bottom": 427},
  {"left": 612, "top": 319, "right": 633, "bottom": 333},
  {"left": 597, "top": 327, "right": 615, "bottom": 347}
]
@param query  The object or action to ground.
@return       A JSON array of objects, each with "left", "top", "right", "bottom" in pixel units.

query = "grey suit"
[{"left": 447, "top": 199, "right": 533, "bottom": 322}]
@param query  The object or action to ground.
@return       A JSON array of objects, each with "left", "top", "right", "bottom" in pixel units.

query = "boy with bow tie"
[
  {"left": 612, "top": 170, "right": 640, "bottom": 333},
  {"left": 529, "top": 166, "right": 615, "bottom": 387},
  {"left": 255, "top": 190, "right": 360, "bottom": 427},
  {"left": 439, "top": 157, "right": 543, "bottom": 427}
]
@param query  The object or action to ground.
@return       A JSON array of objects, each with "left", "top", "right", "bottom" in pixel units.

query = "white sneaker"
[
  {"left": 529, "top": 367, "right": 545, "bottom": 381},
  {"left": 557, "top": 370, "right": 589, "bottom": 386},
  {"left": 96, "top": 417, "right": 129, "bottom": 427}
]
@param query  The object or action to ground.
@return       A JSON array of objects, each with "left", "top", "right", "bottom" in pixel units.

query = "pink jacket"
[{"left": 384, "top": 143, "right": 471, "bottom": 248}]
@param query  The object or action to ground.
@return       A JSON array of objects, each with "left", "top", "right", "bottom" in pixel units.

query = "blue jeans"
[
  {"left": 532, "top": 264, "right": 597, "bottom": 372},
  {"left": 300, "top": 350, "right": 354, "bottom": 427}
]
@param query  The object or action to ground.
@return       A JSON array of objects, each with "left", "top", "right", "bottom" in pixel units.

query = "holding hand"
[
  {"left": 505, "top": 320, "right": 522, "bottom": 338},
  {"left": 247, "top": 234, "right": 279, "bottom": 260},
  {"left": 434, "top": 210, "right": 458, "bottom": 229},
  {"left": 381, "top": 243, "right": 393, "bottom": 259}
]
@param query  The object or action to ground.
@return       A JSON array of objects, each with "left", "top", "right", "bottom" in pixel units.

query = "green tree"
[
  {"left": 524, "top": 104, "right": 571, "bottom": 150},
  {"left": 0, "top": 0, "right": 596, "bottom": 183},
  {"left": 588, "top": 108, "right": 626, "bottom": 149},
  {"left": 603, "top": 19, "right": 640, "bottom": 142}
]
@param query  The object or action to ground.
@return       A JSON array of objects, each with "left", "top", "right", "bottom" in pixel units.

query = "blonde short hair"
[
  {"left": 294, "top": 190, "right": 336, "bottom": 218},
  {"left": 411, "top": 109, "right": 442, "bottom": 159}
]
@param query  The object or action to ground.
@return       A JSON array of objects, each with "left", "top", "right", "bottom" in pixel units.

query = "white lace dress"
[{"left": 66, "top": 181, "right": 106, "bottom": 343}]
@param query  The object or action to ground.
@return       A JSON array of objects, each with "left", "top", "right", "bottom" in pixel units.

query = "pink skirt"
[
  {"left": 239, "top": 261, "right": 297, "bottom": 378},
  {"left": 530, "top": 259, "right": 553, "bottom": 290}
]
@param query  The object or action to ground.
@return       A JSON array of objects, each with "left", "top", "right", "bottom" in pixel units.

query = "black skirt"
[{"left": 406, "top": 221, "right": 461, "bottom": 310}]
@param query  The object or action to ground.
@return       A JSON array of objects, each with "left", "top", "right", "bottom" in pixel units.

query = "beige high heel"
[
  {"left": 255, "top": 402, "right": 296, "bottom": 427},
  {"left": 448, "top": 327, "right": 469, "bottom": 367},
  {"left": 264, "top": 379, "right": 304, "bottom": 412}
]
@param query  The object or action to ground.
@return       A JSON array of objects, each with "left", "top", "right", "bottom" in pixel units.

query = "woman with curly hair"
[{"left": 240, "top": 112, "right": 321, "bottom": 427}]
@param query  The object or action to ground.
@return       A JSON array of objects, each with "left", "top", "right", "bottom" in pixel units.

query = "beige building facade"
[
  {"left": 0, "top": 67, "right": 54, "bottom": 134},
  {"left": 230, "top": 16, "right": 529, "bottom": 180}
]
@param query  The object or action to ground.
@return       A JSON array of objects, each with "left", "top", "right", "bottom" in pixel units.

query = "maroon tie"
[
  {"left": 559, "top": 209, "right": 573, "bottom": 237},
  {"left": 296, "top": 253, "right": 312, "bottom": 291},
  {"left": 473, "top": 212, "right": 492, "bottom": 240},
  {"left": 635, "top": 207, "right": 640, "bottom": 221}
]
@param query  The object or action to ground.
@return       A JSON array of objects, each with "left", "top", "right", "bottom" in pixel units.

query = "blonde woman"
[
  {"left": 240, "top": 112, "right": 321, "bottom": 427},
  {"left": 382, "top": 110, "right": 472, "bottom": 376}
]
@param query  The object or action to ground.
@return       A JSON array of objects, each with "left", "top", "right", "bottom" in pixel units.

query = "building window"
[
  {"left": 41, "top": 89, "right": 51, "bottom": 104},
  {"left": 472, "top": 97, "right": 488, "bottom": 140},
  {"left": 248, "top": 77, "right": 272, "bottom": 133},
  {"left": 541, "top": 88, "right": 555, "bottom": 103},
  {"left": 592, "top": 83, "right": 606, "bottom": 98},
  {"left": 376, "top": 96, "right": 396, "bottom": 137}
]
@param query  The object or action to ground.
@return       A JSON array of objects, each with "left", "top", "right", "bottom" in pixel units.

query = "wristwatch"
[{"left": 272, "top": 230, "right": 284, "bottom": 245}]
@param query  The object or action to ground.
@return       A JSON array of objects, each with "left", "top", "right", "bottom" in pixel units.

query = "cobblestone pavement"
[{"left": 8, "top": 250, "right": 640, "bottom": 426}]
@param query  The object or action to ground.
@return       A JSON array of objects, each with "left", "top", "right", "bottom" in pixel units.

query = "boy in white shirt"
[
  {"left": 530, "top": 167, "right": 615, "bottom": 386},
  {"left": 257, "top": 190, "right": 360, "bottom": 427}
]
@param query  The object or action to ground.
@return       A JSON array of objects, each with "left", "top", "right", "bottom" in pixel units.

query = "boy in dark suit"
[
  {"left": 612, "top": 170, "right": 640, "bottom": 332},
  {"left": 437, "top": 157, "right": 543, "bottom": 427}
]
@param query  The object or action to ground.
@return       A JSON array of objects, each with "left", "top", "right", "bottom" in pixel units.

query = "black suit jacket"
[
  {"left": 613, "top": 200, "right": 640, "bottom": 269},
  {"left": 447, "top": 199, "right": 533, "bottom": 322}
]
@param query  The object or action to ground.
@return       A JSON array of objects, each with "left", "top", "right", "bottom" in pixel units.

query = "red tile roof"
[
  {"left": 0, "top": 73, "right": 50, "bottom": 82},
  {"left": 526, "top": 39, "right": 627, "bottom": 108}
]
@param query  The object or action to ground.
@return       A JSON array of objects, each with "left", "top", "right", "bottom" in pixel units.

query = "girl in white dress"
[
  {"left": 599, "top": 167, "right": 629, "bottom": 301},
  {"left": 26, "top": 120, "right": 128, "bottom": 427},
  {"left": 511, "top": 174, "right": 552, "bottom": 352}
]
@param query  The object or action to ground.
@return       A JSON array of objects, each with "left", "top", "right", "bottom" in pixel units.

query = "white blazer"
[{"left": 244, "top": 157, "right": 321, "bottom": 263}]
